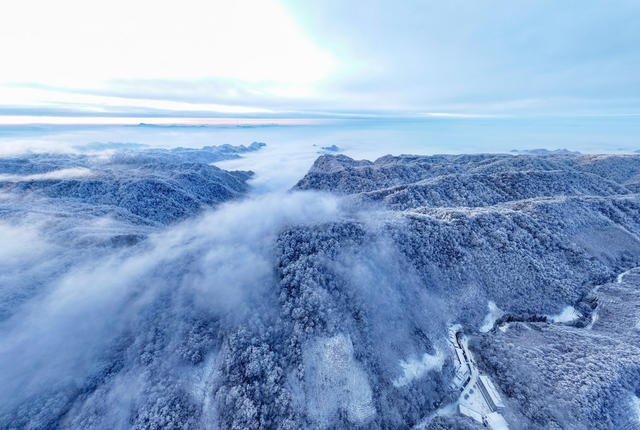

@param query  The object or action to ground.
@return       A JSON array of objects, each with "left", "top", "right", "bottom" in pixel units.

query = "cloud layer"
[{"left": 1, "top": 1, "right": 639, "bottom": 120}]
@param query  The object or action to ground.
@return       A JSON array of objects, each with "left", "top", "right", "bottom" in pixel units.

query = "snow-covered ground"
[
  {"left": 631, "top": 394, "right": 640, "bottom": 424},
  {"left": 546, "top": 306, "right": 581, "bottom": 323},
  {"left": 416, "top": 328, "right": 510, "bottom": 429},
  {"left": 479, "top": 301, "right": 504, "bottom": 333},
  {"left": 393, "top": 349, "right": 445, "bottom": 388}
]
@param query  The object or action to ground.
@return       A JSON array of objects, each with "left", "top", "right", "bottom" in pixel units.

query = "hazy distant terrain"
[
  {"left": 0, "top": 141, "right": 264, "bottom": 226},
  {"left": 1, "top": 147, "right": 640, "bottom": 429}
]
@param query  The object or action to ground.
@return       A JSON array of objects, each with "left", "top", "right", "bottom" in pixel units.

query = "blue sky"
[{"left": 0, "top": 0, "right": 639, "bottom": 124}]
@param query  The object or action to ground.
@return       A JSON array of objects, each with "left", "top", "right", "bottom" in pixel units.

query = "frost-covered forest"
[{"left": 1, "top": 148, "right": 640, "bottom": 429}]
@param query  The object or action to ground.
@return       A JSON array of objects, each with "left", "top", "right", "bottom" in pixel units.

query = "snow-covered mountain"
[
  {"left": 1, "top": 150, "right": 640, "bottom": 429},
  {"left": 0, "top": 143, "right": 264, "bottom": 229}
]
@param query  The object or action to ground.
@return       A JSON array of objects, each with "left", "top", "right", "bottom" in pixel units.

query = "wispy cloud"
[
  {"left": 0, "top": 87, "right": 276, "bottom": 115},
  {"left": 0, "top": 116, "right": 334, "bottom": 126},
  {"left": 418, "top": 113, "right": 511, "bottom": 119},
  {"left": 0, "top": 0, "right": 639, "bottom": 121},
  {"left": 0, "top": 168, "right": 94, "bottom": 182}
]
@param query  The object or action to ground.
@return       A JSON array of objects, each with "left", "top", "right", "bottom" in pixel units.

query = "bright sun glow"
[{"left": 0, "top": 0, "right": 334, "bottom": 87}]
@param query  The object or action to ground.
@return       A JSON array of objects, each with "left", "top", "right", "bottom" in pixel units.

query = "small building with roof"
[{"left": 478, "top": 374, "right": 505, "bottom": 412}]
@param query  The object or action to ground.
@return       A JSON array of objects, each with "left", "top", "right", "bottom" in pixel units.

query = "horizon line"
[
  {"left": 0, "top": 116, "right": 344, "bottom": 126},
  {"left": 1, "top": 112, "right": 639, "bottom": 126}
]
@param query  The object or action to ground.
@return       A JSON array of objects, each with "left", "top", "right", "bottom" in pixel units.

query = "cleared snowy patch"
[
  {"left": 498, "top": 323, "right": 511, "bottom": 333},
  {"left": 480, "top": 301, "right": 504, "bottom": 333},
  {"left": 0, "top": 167, "right": 94, "bottom": 182},
  {"left": 631, "top": 394, "right": 640, "bottom": 424},
  {"left": 303, "top": 334, "right": 376, "bottom": 426},
  {"left": 546, "top": 306, "right": 581, "bottom": 323},
  {"left": 393, "top": 348, "right": 445, "bottom": 388},
  {"left": 618, "top": 271, "right": 628, "bottom": 283}
]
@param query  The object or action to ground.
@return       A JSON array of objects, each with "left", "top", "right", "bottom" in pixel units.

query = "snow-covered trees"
[
  {"left": 0, "top": 144, "right": 262, "bottom": 227},
  {"left": 3, "top": 150, "right": 640, "bottom": 429}
]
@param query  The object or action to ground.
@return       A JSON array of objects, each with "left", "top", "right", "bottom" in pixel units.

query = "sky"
[{"left": 1, "top": 0, "right": 639, "bottom": 124}]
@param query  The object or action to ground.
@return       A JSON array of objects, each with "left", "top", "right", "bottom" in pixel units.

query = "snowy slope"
[
  {"left": 0, "top": 143, "right": 263, "bottom": 228},
  {"left": 2, "top": 151, "right": 640, "bottom": 429}
]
